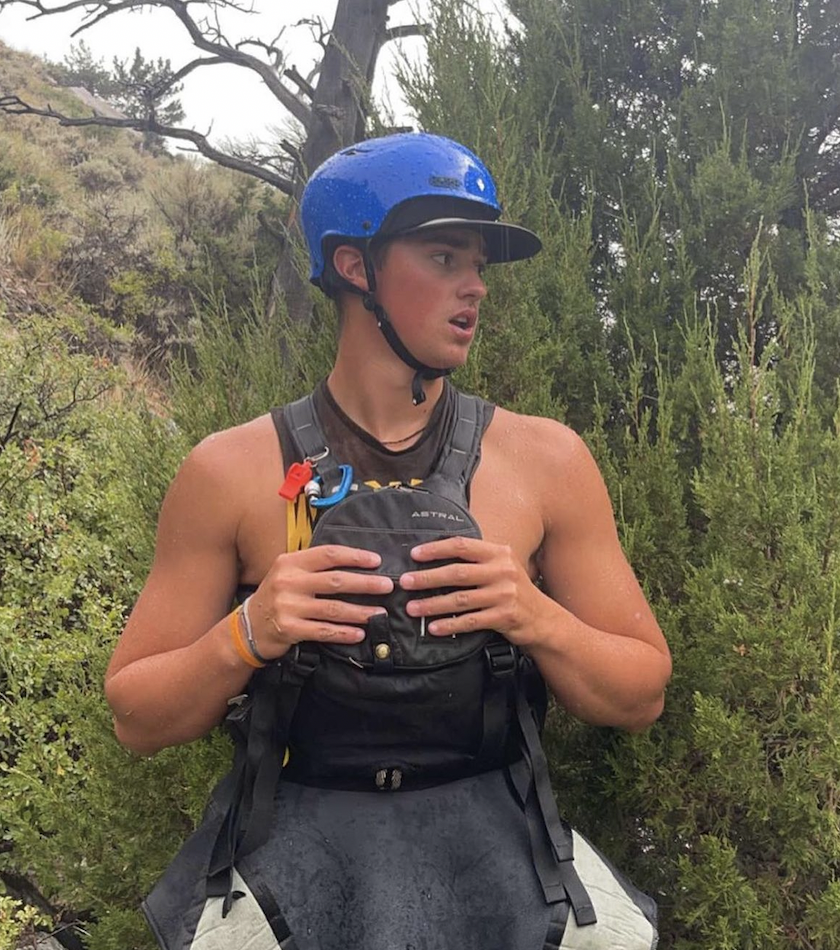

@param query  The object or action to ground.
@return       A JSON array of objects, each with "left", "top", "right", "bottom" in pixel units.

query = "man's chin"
[{"left": 438, "top": 343, "right": 473, "bottom": 368}]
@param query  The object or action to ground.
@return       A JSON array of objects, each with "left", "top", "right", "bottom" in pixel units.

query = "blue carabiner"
[{"left": 310, "top": 464, "right": 354, "bottom": 508}]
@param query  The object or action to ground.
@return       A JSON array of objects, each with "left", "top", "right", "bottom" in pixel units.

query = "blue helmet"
[{"left": 301, "top": 132, "right": 541, "bottom": 289}]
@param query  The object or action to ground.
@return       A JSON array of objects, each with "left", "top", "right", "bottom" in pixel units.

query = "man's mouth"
[{"left": 450, "top": 310, "right": 477, "bottom": 330}]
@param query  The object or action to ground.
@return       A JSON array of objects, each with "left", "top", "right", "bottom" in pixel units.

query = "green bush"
[{"left": 0, "top": 311, "right": 230, "bottom": 949}]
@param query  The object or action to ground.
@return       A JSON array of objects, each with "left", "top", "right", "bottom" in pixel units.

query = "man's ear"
[{"left": 332, "top": 244, "right": 369, "bottom": 292}]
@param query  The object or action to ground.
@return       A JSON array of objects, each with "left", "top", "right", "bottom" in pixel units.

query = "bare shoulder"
[
  {"left": 483, "top": 407, "right": 612, "bottom": 533},
  {"left": 485, "top": 405, "right": 586, "bottom": 457},
  {"left": 159, "top": 412, "right": 282, "bottom": 548},
  {"left": 179, "top": 413, "right": 280, "bottom": 487},
  {"left": 485, "top": 407, "right": 597, "bottom": 480}
]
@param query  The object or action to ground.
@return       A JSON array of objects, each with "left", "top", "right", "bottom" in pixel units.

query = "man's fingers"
[
  {"left": 400, "top": 561, "right": 493, "bottom": 591},
  {"left": 308, "top": 598, "right": 387, "bottom": 625},
  {"left": 295, "top": 620, "right": 368, "bottom": 644},
  {"left": 295, "top": 544, "right": 382, "bottom": 571},
  {"left": 307, "top": 569, "right": 394, "bottom": 596},
  {"left": 409, "top": 536, "right": 496, "bottom": 562},
  {"left": 406, "top": 586, "right": 492, "bottom": 618}
]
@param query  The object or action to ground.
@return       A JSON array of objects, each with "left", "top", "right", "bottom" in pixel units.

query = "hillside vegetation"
[{"left": 0, "top": 40, "right": 285, "bottom": 363}]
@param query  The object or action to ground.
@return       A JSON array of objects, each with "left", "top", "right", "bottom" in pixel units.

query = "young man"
[{"left": 106, "top": 133, "right": 671, "bottom": 950}]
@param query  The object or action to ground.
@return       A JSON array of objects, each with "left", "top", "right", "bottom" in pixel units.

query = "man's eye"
[{"left": 432, "top": 252, "right": 452, "bottom": 266}]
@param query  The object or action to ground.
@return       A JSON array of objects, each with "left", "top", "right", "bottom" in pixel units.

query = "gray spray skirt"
[{"left": 143, "top": 767, "right": 658, "bottom": 950}]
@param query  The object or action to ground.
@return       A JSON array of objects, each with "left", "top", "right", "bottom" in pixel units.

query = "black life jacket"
[
  {"left": 280, "top": 388, "right": 545, "bottom": 790},
  {"left": 208, "top": 390, "right": 597, "bottom": 931}
]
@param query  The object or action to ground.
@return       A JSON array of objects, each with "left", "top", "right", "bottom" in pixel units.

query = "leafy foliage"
[
  {"left": 50, "top": 40, "right": 186, "bottom": 154},
  {"left": 108, "top": 48, "right": 185, "bottom": 126},
  {"left": 50, "top": 40, "right": 117, "bottom": 99},
  {"left": 0, "top": 310, "right": 235, "bottom": 949}
]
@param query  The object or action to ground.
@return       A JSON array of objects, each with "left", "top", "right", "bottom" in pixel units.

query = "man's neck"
[{"left": 327, "top": 356, "right": 445, "bottom": 445}]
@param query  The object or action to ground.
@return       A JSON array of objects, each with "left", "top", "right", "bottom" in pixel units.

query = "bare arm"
[
  {"left": 104, "top": 432, "right": 251, "bottom": 755},
  {"left": 105, "top": 419, "right": 394, "bottom": 756},
  {"left": 526, "top": 420, "right": 671, "bottom": 729},
  {"left": 399, "top": 417, "right": 671, "bottom": 731}
]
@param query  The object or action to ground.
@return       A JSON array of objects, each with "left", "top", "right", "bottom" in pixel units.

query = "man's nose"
[{"left": 460, "top": 268, "right": 487, "bottom": 301}]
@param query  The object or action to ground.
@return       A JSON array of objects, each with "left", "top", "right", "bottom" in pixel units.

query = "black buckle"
[
  {"left": 485, "top": 641, "right": 517, "bottom": 677},
  {"left": 283, "top": 644, "right": 320, "bottom": 679},
  {"left": 224, "top": 693, "right": 252, "bottom": 724}
]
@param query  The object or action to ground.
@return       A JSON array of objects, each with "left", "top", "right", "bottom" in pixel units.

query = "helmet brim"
[{"left": 391, "top": 217, "right": 542, "bottom": 264}]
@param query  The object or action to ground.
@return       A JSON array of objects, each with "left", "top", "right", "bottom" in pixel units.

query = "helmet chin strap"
[{"left": 361, "top": 254, "right": 452, "bottom": 407}]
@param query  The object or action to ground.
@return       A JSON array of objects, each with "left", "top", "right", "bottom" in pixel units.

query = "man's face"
[{"left": 374, "top": 228, "right": 488, "bottom": 369}]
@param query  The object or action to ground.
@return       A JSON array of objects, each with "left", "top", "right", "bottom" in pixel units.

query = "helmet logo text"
[{"left": 429, "top": 175, "right": 461, "bottom": 189}]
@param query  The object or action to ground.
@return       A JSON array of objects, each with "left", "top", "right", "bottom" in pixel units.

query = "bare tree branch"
[
  {"left": 384, "top": 23, "right": 429, "bottom": 42},
  {"left": 1, "top": 0, "right": 137, "bottom": 25},
  {"left": 279, "top": 137, "right": 304, "bottom": 178},
  {"left": 236, "top": 33, "right": 286, "bottom": 71},
  {"left": 284, "top": 65, "right": 315, "bottom": 101},
  {"left": 157, "top": 0, "right": 312, "bottom": 126},
  {"left": 297, "top": 15, "right": 330, "bottom": 54},
  {"left": 70, "top": 1, "right": 164, "bottom": 36},
  {"left": 305, "top": 62, "right": 322, "bottom": 88},
  {"left": 0, "top": 0, "right": 313, "bottom": 126},
  {"left": 0, "top": 94, "right": 295, "bottom": 192},
  {"left": 166, "top": 54, "right": 227, "bottom": 87}
]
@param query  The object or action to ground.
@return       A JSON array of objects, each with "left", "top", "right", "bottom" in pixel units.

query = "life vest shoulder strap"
[{"left": 281, "top": 389, "right": 486, "bottom": 492}]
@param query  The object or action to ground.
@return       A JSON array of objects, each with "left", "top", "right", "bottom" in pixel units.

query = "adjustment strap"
[
  {"left": 433, "top": 391, "right": 483, "bottom": 485},
  {"left": 207, "top": 647, "right": 320, "bottom": 915},
  {"left": 284, "top": 395, "right": 342, "bottom": 495},
  {"left": 371, "top": 302, "right": 452, "bottom": 405},
  {"left": 515, "top": 689, "right": 597, "bottom": 925},
  {"left": 249, "top": 876, "right": 300, "bottom": 948},
  {"left": 543, "top": 897, "right": 570, "bottom": 950},
  {"left": 234, "top": 677, "right": 285, "bottom": 858},
  {"left": 361, "top": 253, "right": 452, "bottom": 407},
  {"left": 473, "top": 638, "right": 517, "bottom": 770}
]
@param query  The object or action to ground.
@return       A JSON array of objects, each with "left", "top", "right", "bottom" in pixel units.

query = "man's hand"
[
  {"left": 249, "top": 545, "right": 394, "bottom": 659},
  {"left": 399, "top": 536, "right": 542, "bottom": 646}
]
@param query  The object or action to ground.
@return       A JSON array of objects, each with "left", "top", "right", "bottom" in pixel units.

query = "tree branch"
[
  {"left": 236, "top": 34, "right": 286, "bottom": 71},
  {"left": 0, "top": 94, "right": 295, "bottom": 193},
  {"left": 279, "top": 137, "right": 304, "bottom": 178},
  {"left": 283, "top": 65, "right": 316, "bottom": 101},
  {"left": 166, "top": 54, "right": 228, "bottom": 88},
  {"left": 384, "top": 23, "right": 429, "bottom": 42},
  {"left": 150, "top": 0, "right": 312, "bottom": 126},
  {"left": 0, "top": 0, "right": 313, "bottom": 127},
  {"left": 0, "top": 401, "right": 22, "bottom": 452},
  {"left": 296, "top": 15, "right": 330, "bottom": 54}
]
